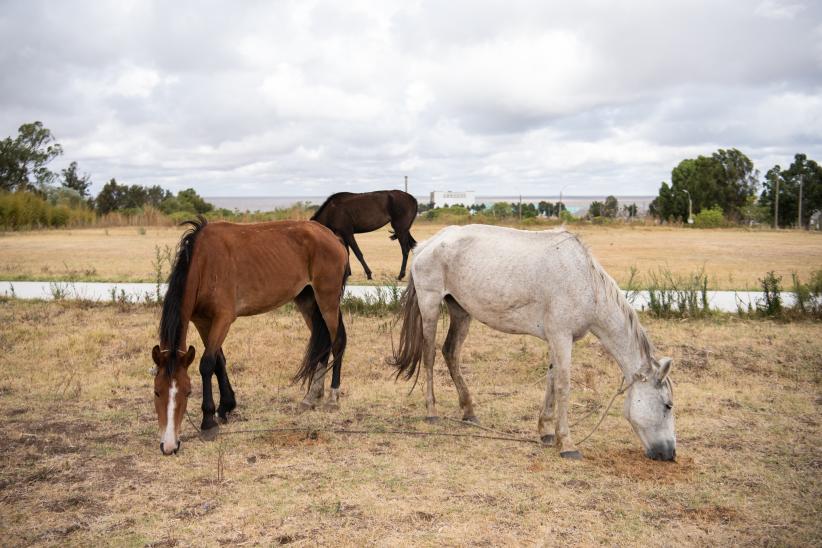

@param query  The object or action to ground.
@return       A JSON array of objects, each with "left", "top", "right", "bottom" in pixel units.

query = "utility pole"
[
  {"left": 797, "top": 174, "right": 803, "bottom": 229},
  {"left": 682, "top": 189, "right": 694, "bottom": 224},
  {"left": 404, "top": 175, "right": 408, "bottom": 194},
  {"left": 774, "top": 176, "right": 779, "bottom": 229}
]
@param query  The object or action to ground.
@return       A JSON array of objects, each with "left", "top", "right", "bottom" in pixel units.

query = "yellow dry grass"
[
  {"left": 1, "top": 222, "right": 820, "bottom": 289},
  {"left": 0, "top": 300, "right": 819, "bottom": 545}
]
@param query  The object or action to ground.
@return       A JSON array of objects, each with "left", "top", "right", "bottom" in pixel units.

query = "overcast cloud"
[{"left": 1, "top": 0, "right": 821, "bottom": 197}]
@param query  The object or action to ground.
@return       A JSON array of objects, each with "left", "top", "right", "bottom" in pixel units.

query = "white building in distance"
[{"left": 430, "top": 190, "right": 476, "bottom": 208}]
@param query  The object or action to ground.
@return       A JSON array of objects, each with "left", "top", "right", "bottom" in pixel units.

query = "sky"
[{"left": 1, "top": 0, "right": 821, "bottom": 198}]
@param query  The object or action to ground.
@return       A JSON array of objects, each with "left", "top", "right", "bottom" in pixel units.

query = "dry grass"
[
  {"left": 0, "top": 300, "right": 819, "bottom": 545},
  {"left": 1, "top": 223, "right": 821, "bottom": 288}
]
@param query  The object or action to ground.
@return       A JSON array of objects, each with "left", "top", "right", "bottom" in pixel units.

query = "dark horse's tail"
[
  {"left": 386, "top": 274, "right": 424, "bottom": 383},
  {"left": 389, "top": 230, "right": 417, "bottom": 250},
  {"left": 159, "top": 216, "right": 208, "bottom": 376}
]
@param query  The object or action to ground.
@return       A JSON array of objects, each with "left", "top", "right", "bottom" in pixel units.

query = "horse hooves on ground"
[
  {"left": 323, "top": 401, "right": 340, "bottom": 412},
  {"left": 424, "top": 416, "right": 439, "bottom": 424},
  {"left": 217, "top": 415, "right": 229, "bottom": 425},
  {"left": 540, "top": 434, "right": 555, "bottom": 446},
  {"left": 200, "top": 425, "right": 220, "bottom": 441},
  {"left": 560, "top": 450, "right": 583, "bottom": 460},
  {"left": 462, "top": 415, "right": 480, "bottom": 425},
  {"left": 298, "top": 401, "right": 318, "bottom": 413}
]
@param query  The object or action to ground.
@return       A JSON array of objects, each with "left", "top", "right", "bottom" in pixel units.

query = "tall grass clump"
[
  {"left": 0, "top": 191, "right": 95, "bottom": 229},
  {"left": 341, "top": 281, "right": 403, "bottom": 316},
  {"left": 791, "top": 270, "right": 822, "bottom": 319},
  {"left": 646, "top": 267, "right": 711, "bottom": 318}
]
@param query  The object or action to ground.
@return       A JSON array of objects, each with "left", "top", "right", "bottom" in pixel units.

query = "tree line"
[
  {"left": 0, "top": 121, "right": 213, "bottom": 227},
  {"left": 650, "top": 148, "right": 821, "bottom": 228}
]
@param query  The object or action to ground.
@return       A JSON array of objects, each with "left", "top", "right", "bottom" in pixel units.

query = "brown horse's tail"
[
  {"left": 293, "top": 295, "right": 332, "bottom": 388},
  {"left": 387, "top": 274, "right": 424, "bottom": 381}
]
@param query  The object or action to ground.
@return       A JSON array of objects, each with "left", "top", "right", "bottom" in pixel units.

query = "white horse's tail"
[{"left": 386, "top": 274, "right": 424, "bottom": 383}]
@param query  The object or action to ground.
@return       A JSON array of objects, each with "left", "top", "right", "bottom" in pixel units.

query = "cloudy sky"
[{"left": 1, "top": 0, "right": 820, "bottom": 198}]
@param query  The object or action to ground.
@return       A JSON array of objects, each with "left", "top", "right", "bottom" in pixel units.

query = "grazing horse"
[
  {"left": 151, "top": 217, "right": 349, "bottom": 455},
  {"left": 389, "top": 225, "right": 676, "bottom": 461},
  {"left": 311, "top": 190, "right": 418, "bottom": 280}
]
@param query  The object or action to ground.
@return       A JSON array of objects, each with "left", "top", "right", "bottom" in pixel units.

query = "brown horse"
[
  {"left": 311, "top": 190, "right": 418, "bottom": 280},
  {"left": 151, "top": 217, "right": 349, "bottom": 455}
]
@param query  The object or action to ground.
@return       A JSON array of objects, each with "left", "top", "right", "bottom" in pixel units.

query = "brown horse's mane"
[
  {"left": 311, "top": 192, "right": 355, "bottom": 221},
  {"left": 159, "top": 216, "right": 208, "bottom": 376}
]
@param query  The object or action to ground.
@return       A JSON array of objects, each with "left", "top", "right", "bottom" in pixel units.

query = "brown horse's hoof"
[
  {"left": 540, "top": 434, "right": 555, "bottom": 446},
  {"left": 200, "top": 425, "right": 220, "bottom": 441},
  {"left": 424, "top": 416, "right": 439, "bottom": 424},
  {"left": 560, "top": 450, "right": 583, "bottom": 460},
  {"left": 462, "top": 415, "right": 480, "bottom": 425}
]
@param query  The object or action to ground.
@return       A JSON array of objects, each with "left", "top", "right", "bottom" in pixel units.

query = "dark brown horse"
[
  {"left": 151, "top": 217, "right": 349, "bottom": 455},
  {"left": 311, "top": 190, "right": 418, "bottom": 280}
]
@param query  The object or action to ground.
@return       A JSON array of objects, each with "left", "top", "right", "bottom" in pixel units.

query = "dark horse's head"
[{"left": 152, "top": 345, "right": 196, "bottom": 455}]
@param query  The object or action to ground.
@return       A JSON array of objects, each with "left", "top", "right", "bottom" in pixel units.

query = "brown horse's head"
[{"left": 151, "top": 345, "right": 195, "bottom": 455}]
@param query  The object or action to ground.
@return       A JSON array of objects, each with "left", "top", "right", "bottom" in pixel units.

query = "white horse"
[{"left": 389, "top": 225, "right": 676, "bottom": 460}]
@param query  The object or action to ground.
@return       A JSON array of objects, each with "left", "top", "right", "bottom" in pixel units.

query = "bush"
[
  {"left": 693, "top": 206, "right": 726, "bottom": 228},
  {"left": 0, "top": 191, "right": 95, "bottom": 229},
  {"left": 790, "top": 270, "right": 822, "bottom": 319},
  {"left": 757, "top": 271, "right": 782, "bottom": 317}
]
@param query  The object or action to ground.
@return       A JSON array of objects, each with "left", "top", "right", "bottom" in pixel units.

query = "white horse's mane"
[{"left": 568, "top": 231, "right": 655, "bottom": 365}]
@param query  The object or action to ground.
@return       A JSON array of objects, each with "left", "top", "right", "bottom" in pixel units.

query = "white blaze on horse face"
[{"left": 161, "top": 380, "right": 178, "bottom": 451}]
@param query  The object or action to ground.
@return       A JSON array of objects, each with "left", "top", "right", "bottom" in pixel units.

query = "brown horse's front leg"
[
  {"left": 215, "top": 349, "right": 236, "bottom": 423},
  {"left": 199, "top": 353, "right": 219, "bottom": 432}
]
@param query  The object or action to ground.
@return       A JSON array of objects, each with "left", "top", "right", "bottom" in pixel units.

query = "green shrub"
[
  {"left": 757, "top": 271, "right": 782, "bottom": 317},
  {"left": 693, "top": 206, "right": 725, "bottom": 228}
]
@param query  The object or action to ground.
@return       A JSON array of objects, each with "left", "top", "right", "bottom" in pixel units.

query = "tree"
[
  {"left": 490, "top": 201, "right": 511, "bottom": 218},
  {"left": 588, "top": 201, "right": 604, "bottom": 217},
  {"left": 623, "top": 203, "right": 638, "bottom": 218},
  {"left": 95, "top": 178, "right": 127, "bottom": 214},
  {"left": 166, "top": 188, "right": 213, "bottom": 214},
  {"left": 604, "top": 195, "right": 619, "bottom": 217},
  {"left": 538, "top": 200, "right": 555, "bottom": 217},
  {"left": 0, "top": 122, "right": 63, "bottom": 193},
  {"left": 650, "top": 149, "right": 758, "bottom": 222},
  {"left": 759, "top": 154, "right": 822, "bottom": 228},
  {"left": 61, "top": 161, "right": 92, "bottom": 198}
]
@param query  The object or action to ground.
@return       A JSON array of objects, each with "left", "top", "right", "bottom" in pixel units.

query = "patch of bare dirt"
[{"left": 586, "top": 449, "right": 695, "bottom": 483}]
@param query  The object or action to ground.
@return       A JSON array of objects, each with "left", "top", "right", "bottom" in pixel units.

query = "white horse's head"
[{"left": 623, "top": 357, "right": 676, "bottom": 461}]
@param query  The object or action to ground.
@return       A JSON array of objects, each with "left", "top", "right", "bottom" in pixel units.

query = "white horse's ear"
[{"left": 656, "top": 357, "right": 672, "bottom": 382}]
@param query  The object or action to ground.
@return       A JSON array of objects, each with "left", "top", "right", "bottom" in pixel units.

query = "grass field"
[
  {"left": 0, "top": 300, "right": 819, "bottom": 545},
  {"left": 1, "top": 222, "right": 821, "bottom": 289}
]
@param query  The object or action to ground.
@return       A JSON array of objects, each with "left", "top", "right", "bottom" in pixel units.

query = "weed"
[
  {"left": 624, "top": 265, "right": 641, "bottom": 305},
  {"left": 49, "top": 281, "right": 70, "bottom": 301},
  {"left": 757, "top": 271, "right": 783, "bottom": 317},
  {"left": 646, "top": 267, "right": 711, "bottom": 318}
]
